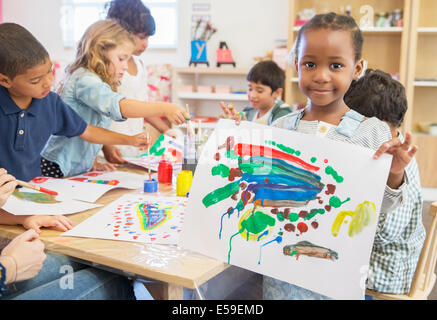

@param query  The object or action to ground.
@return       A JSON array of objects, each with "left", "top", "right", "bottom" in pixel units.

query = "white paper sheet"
[
  {"left": 3, "top": 188, "right": 102, "bottom": 215},
  {"left": 180, "top": 119, "right": 392, "bottom": 300},
  {"left": 63, "top": 194, "right": 187, "bottom": 245}
]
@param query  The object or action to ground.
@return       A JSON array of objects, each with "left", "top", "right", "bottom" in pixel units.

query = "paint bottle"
[
  {"left": 158, "top": 159, "right": 173, "bottom": 184},
  {"left": 176, "top": 170, "right": 193, "bottom": 197},
  {"left": 144, "top": 179, "right": 158, "bottom": 193}
]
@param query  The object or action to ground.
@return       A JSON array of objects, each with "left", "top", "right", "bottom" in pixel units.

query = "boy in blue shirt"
[
  {"left": 0, "top": 23, "right": 148, "bottom": 183},
  {"left": 220, "top": 60, "right": 294, "bottom": 125},
  {"left": 0, "top": 23, "right": 138, "bottom": 299}
]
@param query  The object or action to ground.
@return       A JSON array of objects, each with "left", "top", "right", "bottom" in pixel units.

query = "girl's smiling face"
[
  {"left": 295, "top": 28, "right": 363, "bottom": 109},
  {"left": 107, "top": 42, "right": 134, "bottom": 79}
]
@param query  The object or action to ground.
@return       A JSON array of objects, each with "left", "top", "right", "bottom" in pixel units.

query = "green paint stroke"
[
  {"left": 310, "top": 157, "right": 317, "bottom": 163},
  {"left": 13, "top": 191, "right": 59, "bottom": 204},
  {"left": 329, "top": 196, "right": 351, "bottom": 208},
  {"left": 265, "top": 140, "right": 296, "bottom": 156},
  {"left": 225, "top": 150, "right": 239, "bottom": 160},
  {"left": 276, "top": 212, "right": 285, "bottom": 222},
  {"left": 304, "top": 208, "right": 325, "bottom": 220},
  {"left": 228, "top": 227, "right": 244, "bottom": 264},
  {"left": 325, "top": 166, "right": 344, "bottom": 183},
  {"left": 289, "top": 212, "right": 299, "bottom": 222},
  {"left": 241, "top": 211, "right": 276, "bottom": 235},
  {"left": 211, "top": 164, "right": 230, "bottom": 178},
  {"left": 202, "top": 181, "right": 240, "bottom": 208},
  {"left": 149, "top": 134, "right": 165, "bottom": 156}
]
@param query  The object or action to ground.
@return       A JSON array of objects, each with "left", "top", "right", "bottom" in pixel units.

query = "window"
[{"left": 60, "top": 0, "right": 178, "bottom": 49}]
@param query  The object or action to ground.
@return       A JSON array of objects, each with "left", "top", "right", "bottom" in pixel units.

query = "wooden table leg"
[{"left": 145, "top": 282, "right": 184, "bottom": 300}]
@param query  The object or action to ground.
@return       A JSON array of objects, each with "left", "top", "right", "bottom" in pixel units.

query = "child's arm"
[
  {"left": 0, "top": 209, "right": 73, "bottom": 233},
  {"left": 79, "top": 125, "right": 149, "bottom": 148},
  {"left": 373, "top": 132, "right": 418, "bottom": 189},
  {"left": 119, "top": 100, "right": 188, "bottom": 125}
]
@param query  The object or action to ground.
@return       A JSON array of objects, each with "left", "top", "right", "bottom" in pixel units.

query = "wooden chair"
[{"left": 366, "top": 202, "right": 437, "bottom": 300}]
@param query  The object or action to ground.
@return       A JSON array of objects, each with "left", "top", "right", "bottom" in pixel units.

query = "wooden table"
[{"left": 0, "top": 166, "right": 228, "bottom": 299}]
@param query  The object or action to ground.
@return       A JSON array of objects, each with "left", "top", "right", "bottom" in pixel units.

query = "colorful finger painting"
[
  {"left": 180, "top": 119, "right": 392, "bottom": 300},
  {"left": 63, "top": 194, "right": 187, "bottom": 245},
  {"left": 3, "top": 188, "right": 102, "bottom": 215},
  {"left": 124, "top": 134, "right": 183, "bottom": 172}
]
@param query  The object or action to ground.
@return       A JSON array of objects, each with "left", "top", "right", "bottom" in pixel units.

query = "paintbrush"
[
  {"left": 185, "top": 104, "right": 195, "bottom": 138},
  {"left": 16, "top": 180, "right": 58, "bottom": 196},
  {"left": 147, "top": 131, "right": 151, "bottom": 181}
]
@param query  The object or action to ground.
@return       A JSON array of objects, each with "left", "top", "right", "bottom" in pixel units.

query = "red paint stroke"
[
  {"left": 32, "top": 177, "right": 50, "bottom": 183},
  {"left": 297, "top": 222, "right": 308, "bottom": 234},
  {"left": 324, "top": 159, "right": 329, "bottom": 164},
  {"left": 133, "top": 236, "right": 139, "bottom": 240},
  {"left": 69, "top": 178, "right": 88, "bottom": 182},
  {"left": 214, "top": 152, "right": 221, "bottom": 161},
  {"left": 219, "top": 136, "right": 235, "bottom": 151},
  {"left": 234, "top": 143, "right": 320, "bottom": 172},
  {"left": 83, "top": 172, "right": 103, "bottom": 177}
]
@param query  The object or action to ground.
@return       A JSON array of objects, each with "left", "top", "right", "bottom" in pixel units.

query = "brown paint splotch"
[{"left": 325, "top": 184, "right": 336, "bottom": 195}]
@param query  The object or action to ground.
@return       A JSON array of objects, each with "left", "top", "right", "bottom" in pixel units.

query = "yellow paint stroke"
[
  {"left": 12, "top": 191, "right": 59, "bottom": 204},
  {"left": 331, "top": 201, "right": 376, "bottom": 237}
]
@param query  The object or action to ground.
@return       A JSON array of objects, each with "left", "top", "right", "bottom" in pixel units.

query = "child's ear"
[
  {"left": 0, "top": 74, "right": 12, "bottom": 88},
  {"left": 353, "top": 59, "right": 365, "bottom": 80},
  {"left": 272, "top": 88, "right": 283, "bottom": 100}
]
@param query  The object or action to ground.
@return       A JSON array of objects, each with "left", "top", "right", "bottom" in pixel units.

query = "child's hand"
[
  {"left": 219, "top": 102, "right": 246, "bottom": 125},
  {"left": 164, "top": 128, "right": 178, "bottom": 139},
  {"left": 102, "top": 145, "right": 126, "bottom": 164},
  {"left": 373, "top": 132, "right": 418, "bottom": 188},
  {"left": 0, "top": 169, "right": 17, "bottom": 208},
  {"left": 163, "top": 104, "right": 189, "bottom": 125},
  {"left": 21, "top": 215, "right": 74, "bottom": 234},
  {"left": 130, "top": 132, "right": 150, "bottom": 148},
  {"left": 1, "top": 229, "right": 46, "bottom": 283},
  {"left": 91, "top": 160, "right": 117, "bottom": 172}
]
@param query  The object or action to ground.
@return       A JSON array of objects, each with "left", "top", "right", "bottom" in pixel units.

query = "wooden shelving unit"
[
  {"left": 171, "top": 67, "right": 249, "bottom": 119},
  {"left": 286, "top": 0, "right": 411, "bottom": 107},
  {"left": 405, "top": 0, "right": 437, "bottom": 187}
]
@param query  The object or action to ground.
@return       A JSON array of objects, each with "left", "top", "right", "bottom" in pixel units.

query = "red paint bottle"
[{"left": 158, "top": 160, "right": 173, "bottom": 183}]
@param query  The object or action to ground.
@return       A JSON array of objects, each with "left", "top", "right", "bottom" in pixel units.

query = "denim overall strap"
[{"left": 336, "top": 109, "right": 365, "bottom": 138}]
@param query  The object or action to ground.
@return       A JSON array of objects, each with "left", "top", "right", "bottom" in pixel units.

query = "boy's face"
[
  {"left": 295, "top": 29, "right": 363, "bottom": 109},
  {"left": 247, "top": 81, "right": 281, "bottom": 111},
  {"left": 132, "top": 33, "right": 149, "bottom": 56},
  {"left": 0, "top": 57, "right": 54, "bottom": 99},
  {"left": 107, "top": 42, "right": 134, "bottom": 79}
]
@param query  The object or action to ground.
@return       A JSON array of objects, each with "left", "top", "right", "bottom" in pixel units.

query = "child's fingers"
[
  {"left": 373, "top": 139, "right": 401, "bottom": 159},
  {"left": 408, "top": 145, "right": 418, "bottom": 158},
  {"left": 0, "top": 173, "right": 16, "bottom": 187},
  {"left": 219, "top": 101, "right": 231, "bottom": 118}
]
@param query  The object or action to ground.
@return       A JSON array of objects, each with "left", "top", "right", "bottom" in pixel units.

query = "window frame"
[{"left": 60, "top": 0, "right": 178, "bottom": 49}]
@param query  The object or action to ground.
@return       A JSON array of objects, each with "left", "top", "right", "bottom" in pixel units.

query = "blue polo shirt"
[{"left": 0, "top": 86, "right": 87, "bottom": 182}]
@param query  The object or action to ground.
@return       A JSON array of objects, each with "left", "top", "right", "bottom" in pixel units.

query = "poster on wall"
[{"left": 180, "top": 119, "right": 392, "bottom": 300}]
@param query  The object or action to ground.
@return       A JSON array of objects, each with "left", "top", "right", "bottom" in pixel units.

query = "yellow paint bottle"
[{"left": 176, "top": 170, "right": 193, "bottom": 197}]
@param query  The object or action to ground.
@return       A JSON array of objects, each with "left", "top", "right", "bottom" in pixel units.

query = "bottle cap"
[{"left": 144, "top": 179, "right": 158, "bottom": 193}]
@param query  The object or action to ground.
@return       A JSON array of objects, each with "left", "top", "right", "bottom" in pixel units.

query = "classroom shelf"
[
  {"left": 178, "top": 92, "right": 248, "bottom": 101},
  {"left": 417, "top": 27, "right": 437, "bottom": 33},
  {"left": 293, "top": 26, "right": 403, "bottom": 34},
  {"left": 414, "top": 81, "right": 437, "bottom": 87}
]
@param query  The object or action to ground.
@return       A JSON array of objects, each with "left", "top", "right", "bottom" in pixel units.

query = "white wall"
[{"left": 3, "top": 0, "right": 289, "bottom": 68}]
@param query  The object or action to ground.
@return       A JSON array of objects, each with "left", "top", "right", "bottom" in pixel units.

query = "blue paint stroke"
[{"left": 258, "top": 235, "right": 283, "bottom": 265}]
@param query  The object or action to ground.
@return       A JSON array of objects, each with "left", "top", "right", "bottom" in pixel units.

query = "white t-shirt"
[
  {"left": 252, "top": 108, "right": 273, "bottom": 125},
  {"left": 109, "top": 55, "right": 148, "bottom": 157}
]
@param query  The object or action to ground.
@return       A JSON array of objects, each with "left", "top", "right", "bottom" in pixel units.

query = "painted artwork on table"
[
  {"left": 180, "top": 119, "right": 392, "bottom": 300},
  {"left": 67, "top": 171, "right": 145, "bottom": 190},
  {"left": 3, "top": 188, "right": 103, "bottom": 216},
  {"left": 124, "top": 134, "right": 183, "bottom": 171},
  {"left": 63, "top": 194, "right": 187, "bottom": 245}
]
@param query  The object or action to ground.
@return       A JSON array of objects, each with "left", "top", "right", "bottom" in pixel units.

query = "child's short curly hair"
[
  {"left": 106, "top": 0, "right": 156, "bottom": 36},
  {"left": 344, "top": 69, "right": 407, "bottom": 128}
]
